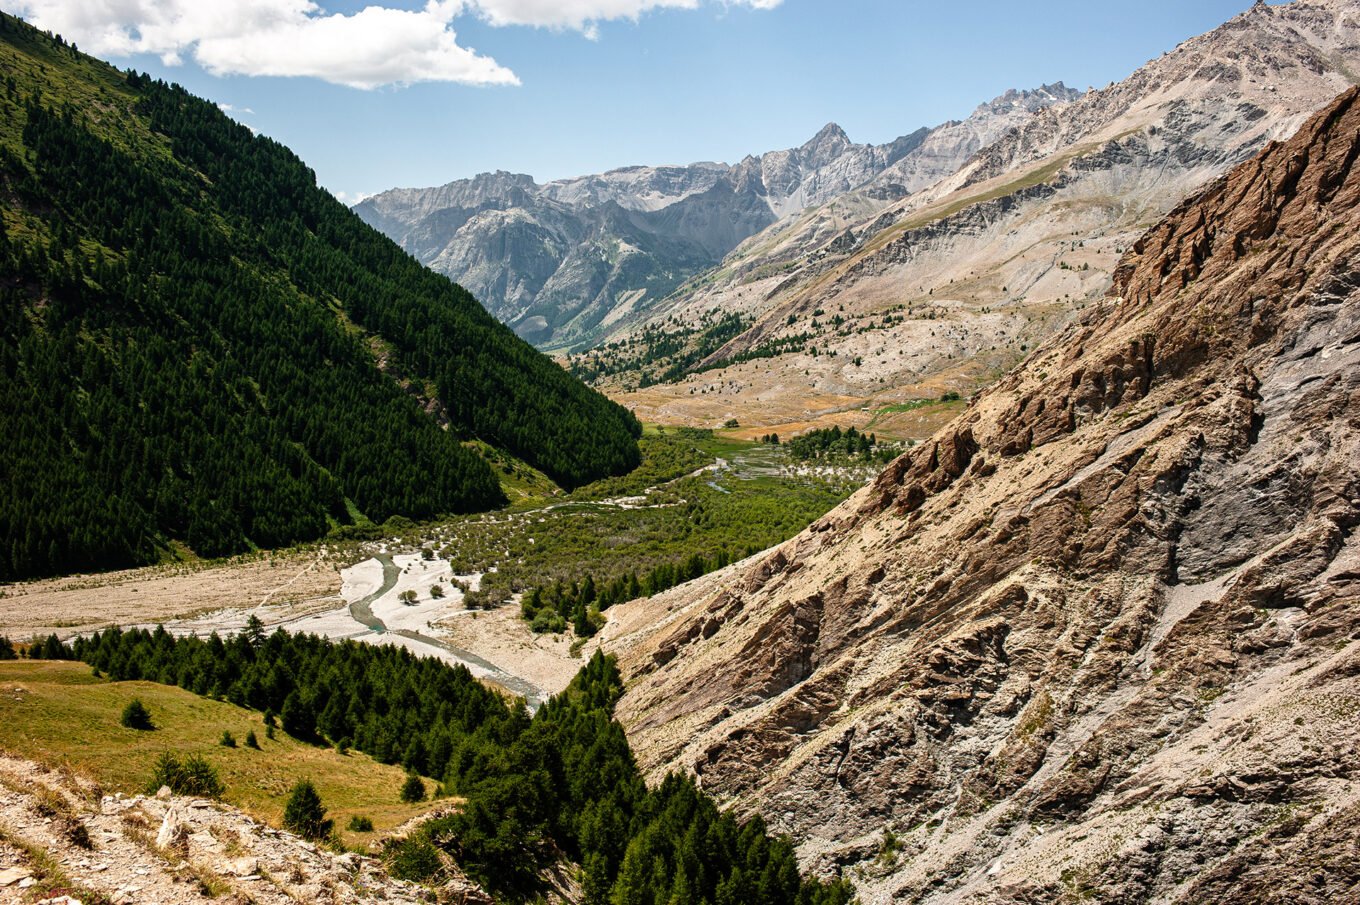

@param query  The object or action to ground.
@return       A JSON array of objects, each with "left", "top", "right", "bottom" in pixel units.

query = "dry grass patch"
[{"left": 0, "top": 661, "right": 441, "bottom": 847}]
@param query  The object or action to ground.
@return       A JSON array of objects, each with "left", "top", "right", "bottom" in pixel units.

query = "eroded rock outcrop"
[{"left": 604, "top": 85, "right": 1360, "bottom": 904}]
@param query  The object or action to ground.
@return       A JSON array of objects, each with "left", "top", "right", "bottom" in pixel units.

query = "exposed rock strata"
[{"left": 605, "top": 85, "right": 1360, "bottom": 904}]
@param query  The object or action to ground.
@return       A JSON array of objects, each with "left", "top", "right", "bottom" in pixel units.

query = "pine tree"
[
  {"left": 400, "top": 772, "right": 426, "bottom": 803},
  {"left": 120, "top": 697, "right": 153, "bottom": 730},
  {"left": 282, "top": 779, "right": 331, "bottom": 841}
]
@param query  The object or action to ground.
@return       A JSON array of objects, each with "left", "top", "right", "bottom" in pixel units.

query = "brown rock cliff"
[{"left": 602, "top": 86, "right": 1360, "bottom": 904}]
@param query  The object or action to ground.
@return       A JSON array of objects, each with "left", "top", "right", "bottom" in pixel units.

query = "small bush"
[
  {"left": 429, "top": 584, "right": 445, "bottom": 599},
  {"left": 282, "top": 779, "right": 332, "bottom": 841},
  {"left": 530, "top": 609, "right": 566, "bottom": 634},
  {"left": 244, "top": 730, "right": 260, "bottom": 749},
  {"left": 219, "top": 730, "right": 236, "bottom": 748},
  {"left": 383, "top": 836, "right": 442, "bottom": 882},
  {"left": 399, "top": 773, "right": 426, "bottom": 803},
  {"left": 0, "top": 636, "right": 15, "bottom": 660},
  {"left": 265, "top": 724, "right": 276, "bottom": 740},
  {"left": 146, "top": 752, "right": 225, "bottom": 798},
  {"left": 347, "top": 815, "right": 374, "bottom": 833},
  {"left": 121, "top": 698, "right": 154, "bottom": 730}
]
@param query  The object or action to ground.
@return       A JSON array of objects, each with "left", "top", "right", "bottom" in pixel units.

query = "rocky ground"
[
  {"left": 0, "top": 552, "right": 345, "bottom": 642},
  {"left": 600, "top": 84, "right": 1360, "bottom": 903},
  {"left": 0, "top": 755, "right": 456, "bottom": 905}
]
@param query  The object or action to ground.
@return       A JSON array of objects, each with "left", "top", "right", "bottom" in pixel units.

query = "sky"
[{"left": 10, "top": 0, "right": 1272, "bottom": 203}]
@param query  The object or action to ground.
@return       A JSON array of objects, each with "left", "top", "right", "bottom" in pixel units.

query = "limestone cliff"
[{"left": 603, "top": 85, "right": 1360, "bottom": 903}]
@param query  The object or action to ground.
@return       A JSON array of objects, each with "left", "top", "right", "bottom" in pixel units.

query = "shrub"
[
  {"left": 220, "top": 730, "right": 236, "bottom": 748},
  {"left": 400, "top": 772, "right": 426, "bottom": 803},
  {"left": 530, "top": 609, "right": 566, "bottom": 634},
  {"left": 383, "top": 836, "right": 442, "bottom": 882},
  {"left": 347, "top": 815, "right": 374, "bottom": 833},
  {"left": 283, "top": 779, "right": 332, "bottom": 841},
  {"left": 244, "top": 730, "right": 260, "bottom": 749},
  {"left": 429, "top": 584, "right": 445, "bottom": 599},
  {"left": 0, "top": 636, "right": 14, "bottom": 660},
  {"left": 146, "top": 752, "right": 225, "bottom": 798},
  {"left": 121, "top": 698, "right": 154, "bottom": 730}
]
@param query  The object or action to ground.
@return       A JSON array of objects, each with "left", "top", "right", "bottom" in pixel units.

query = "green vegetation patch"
[{"left": 0, "top": 660, "right": 435, "bottom": 845}]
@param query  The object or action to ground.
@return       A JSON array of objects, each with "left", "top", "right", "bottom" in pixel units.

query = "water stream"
[{"left": 344, "top": 553, "right": 546, "bottom": 710}]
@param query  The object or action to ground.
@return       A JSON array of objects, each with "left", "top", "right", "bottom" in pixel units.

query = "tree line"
[
  {"left": 23, "top": 624, "right": 853, "bottom": 904},
  {"left": 520, "top": 547, "right": 747, "bottom": 636}
]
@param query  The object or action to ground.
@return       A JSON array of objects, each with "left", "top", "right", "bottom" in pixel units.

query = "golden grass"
[{"left": 0, "top": 661, "right": 440, "bottom": 847}]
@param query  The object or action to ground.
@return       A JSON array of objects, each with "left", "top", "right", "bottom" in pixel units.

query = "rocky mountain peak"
[
  {"left": 798, "top": 121, "right": 853, "bottom": 163},
  {"left": 976, "top": 81, "right": 1080, "bottom": 116}
]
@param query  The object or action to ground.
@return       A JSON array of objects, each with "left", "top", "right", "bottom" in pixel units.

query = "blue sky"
[{"left": 14, "top": 1, "right": 1268, "bottom": 201}]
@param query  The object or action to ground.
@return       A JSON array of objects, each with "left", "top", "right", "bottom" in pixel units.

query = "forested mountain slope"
[
  {"left": 0, "top": 13, "right": 640, "bottom": 580},
  {"left": 602, "top": 84, "right": 1360, "bottom": 903}
]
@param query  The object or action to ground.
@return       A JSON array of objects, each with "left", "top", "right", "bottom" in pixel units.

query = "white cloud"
[
  {"left": 13, "top": 0, "right": 781, "bottom": 89},
  {"left": 13, "top": 0, "right": 518, "bottom": 89},
  {"left": 332, "top": 189, "right": 374, "bottom": 205},
  {"left": 464, "top": 0, "right": 780, "bottom": 30}
]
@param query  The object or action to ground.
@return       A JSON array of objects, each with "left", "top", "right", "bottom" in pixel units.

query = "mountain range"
[
  {"left": 356, "top": 84, "right": 1078, "bottom": 348},
  {"left": 580, "top": 0, "right": 1360, "bottom": 434}
]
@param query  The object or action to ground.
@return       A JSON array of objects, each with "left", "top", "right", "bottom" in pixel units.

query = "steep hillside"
[
  {"left": 357, "top": 85, "right": 1075, "bottom": 349},
  {"left": 0, "top": 14, "right": 640, "bottom": 580},
  {"left": 592, "top": 0, "right": 1360, "bottom": 435},
  {"left": 602, "top": 84, "right": 1360, "bottom": 903}
]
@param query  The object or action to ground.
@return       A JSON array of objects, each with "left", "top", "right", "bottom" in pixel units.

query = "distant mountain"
[
  {"left": 580, "top": 0, "right": 1360, "bottom": 434},
  {"left": 0, "top": 13, "right": 640, "bottom": 580},
  {"left": 356, "top": 83, "right": 1077, "bottom": 349}
]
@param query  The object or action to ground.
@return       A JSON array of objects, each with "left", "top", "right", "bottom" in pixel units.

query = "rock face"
[
  {"left": 596, "top": 0, "right": 1360, "bottom": 434},
  {"left": 604, "top": 85, "right": 1360, "bottom": 903},
  {"left": 0, "top": 754, "right": 468, "bottom": 904},
  {"left": 355, "top": 85, "right": 1076, "bottom": 349}
]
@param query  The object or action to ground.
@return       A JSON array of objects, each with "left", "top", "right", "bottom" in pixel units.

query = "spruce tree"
[
  {"left": 282, "top": 779, "right": 331, "bottom": 841},
  {"left": 120, "top": 698, "right": 153, "bottom": 730}
]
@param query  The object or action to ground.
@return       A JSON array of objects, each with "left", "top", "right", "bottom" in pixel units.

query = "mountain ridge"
[
  {"left": 598, "top": 81, "right": 1360, "bottom": 903},
  {"left": 356, "top": 83, "right": 1079, "bottom": 348},
  {"left": 589, "top": 0, "right": 1360, "bottom": 438}
]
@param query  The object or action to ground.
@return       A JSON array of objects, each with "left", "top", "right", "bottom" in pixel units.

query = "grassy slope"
[{"left": 0, "top": 661, "right": 438, "bottom": 846}]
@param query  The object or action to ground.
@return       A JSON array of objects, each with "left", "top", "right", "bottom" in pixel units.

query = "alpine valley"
[{"left": 0, "top": 2, "right": 1359, "bottom": 905}]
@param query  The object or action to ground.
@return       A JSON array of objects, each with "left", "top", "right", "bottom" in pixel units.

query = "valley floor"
[{"left": 0, "top": 428, "right": 878, "bottom": 709}]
